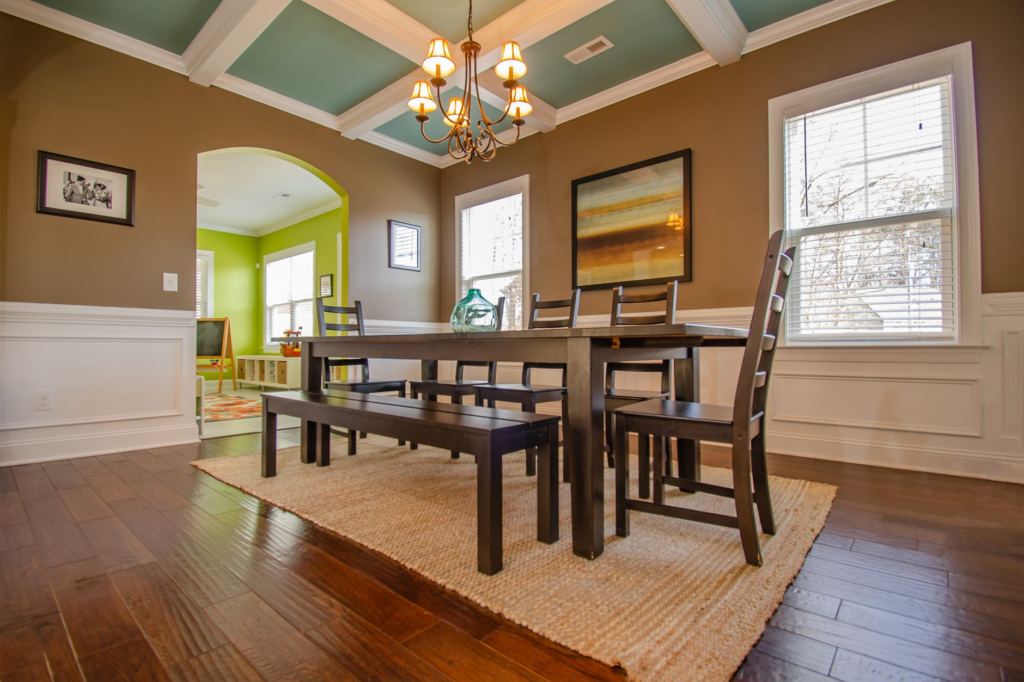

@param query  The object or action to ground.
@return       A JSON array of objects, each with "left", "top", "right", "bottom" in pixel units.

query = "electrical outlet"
[
  {"left": 35, "top": 389, "right": 53, "bottom": 411},
  {"left": 163, "top": 273, "right": 178, "bottom": 292}
]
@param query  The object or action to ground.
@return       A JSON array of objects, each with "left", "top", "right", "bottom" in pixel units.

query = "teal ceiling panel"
[
  {"left": 387, "top": 0, "right": 529, "bottom": 43},
  {"left": 376, "top": 91, "right": 516, "bottom": 156},
  {"left": 730, "top": 0, "right": 833, "bottom": 32},
  {"left": 227, "top": 1, "right": 414, "bottom": 115},
  {"left": 33, "top": 0, "right": 221, "bottom": 54},
  {"left": 520, "top": 0, "right": 703, "bottom": 109}
]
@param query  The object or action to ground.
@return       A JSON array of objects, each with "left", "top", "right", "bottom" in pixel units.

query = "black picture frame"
[
  {"left": 571, "top": 149, "right": 691, "bottom": 290},
  {"left": 319, "top": 274, "right": 333, "bottom": 298},
  {"left": 36, "top": 150, "right": 136, "bottom": 226},
  {"left": 388, "top": 220, "right": 421, "bottom": 271}
]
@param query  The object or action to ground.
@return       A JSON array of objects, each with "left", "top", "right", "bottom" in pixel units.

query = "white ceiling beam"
[
  {"left": 183, "top": 0, "right": 289, "bottom": 87},
  {"left": 664, "top": 0, "right": 747, "bottom": 66},
  {"left": 334, "top": 0, "right": 614, "bottom": 139},
  {"left": 299, "top": 0, "right": 436, "bottom": 63},
  {"left": 475, "top": 70, "right": 556, "bottom": 133}
]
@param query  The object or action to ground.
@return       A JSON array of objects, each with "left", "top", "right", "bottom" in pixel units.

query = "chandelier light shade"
[{"left": 408, "top": 0, "right": 533, "bottom": 163}]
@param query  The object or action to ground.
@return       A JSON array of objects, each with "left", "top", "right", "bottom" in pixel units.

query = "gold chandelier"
[{"left": 407, "top": 0, "right": 533, "bottom": 163}]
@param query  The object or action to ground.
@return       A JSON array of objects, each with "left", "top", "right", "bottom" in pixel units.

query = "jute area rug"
[{"left": 194, "top": 436, "right": 835, "bottom": 681}]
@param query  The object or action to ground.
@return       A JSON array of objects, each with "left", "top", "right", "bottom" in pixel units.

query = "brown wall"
[
  {"left": 0, "top": 15, "right": 441, "bottom": 321},
  {"left": 439, "top": 0, "right": 1024, "bottom": 318}
]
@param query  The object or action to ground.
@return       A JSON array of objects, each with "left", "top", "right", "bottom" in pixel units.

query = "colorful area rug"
[
  {"left": 194, "top": 436, "right": 835, "bottom": 681},
  {"left": 203, "top": 394, "right": 262, "bottom": 422}
]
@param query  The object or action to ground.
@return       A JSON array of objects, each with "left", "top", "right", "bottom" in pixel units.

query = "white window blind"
[
  {"left": 264, "top": 244, "right": 314, "bottom": 345},
  {"left": 195, "top": 251, "right": 213, "bottom": 318},
  {"left": 783, "top": 77, "right": 956, "bottom": 342},
  {"left": 460, "top": 193, "right": 524, "bottom": 329}
]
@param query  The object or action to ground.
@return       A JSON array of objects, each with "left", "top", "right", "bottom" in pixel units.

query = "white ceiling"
[{"left": 196, "top": 150, "right": 341, "bottom": 236}]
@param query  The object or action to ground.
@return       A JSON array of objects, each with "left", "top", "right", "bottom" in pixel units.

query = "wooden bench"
[{"left": 261, "top": 390, "right": 560, "bottom": 575}]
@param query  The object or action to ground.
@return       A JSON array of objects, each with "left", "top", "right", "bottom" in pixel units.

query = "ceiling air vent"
[{"left": 564, "top": 36, "right": 614, "bottom": 65}]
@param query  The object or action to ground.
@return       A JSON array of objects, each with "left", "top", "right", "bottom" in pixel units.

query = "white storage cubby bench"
[{"left": 236, "top": 355, "right": 302, "bottom": 389}]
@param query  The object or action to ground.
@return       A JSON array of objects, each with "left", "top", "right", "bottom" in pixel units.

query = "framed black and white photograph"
[
  {"left": 319, "top": 274, "right": 333, "bottom": 298},
  {"left": 388, "top": 220, "right": 421, "bottom": 271},
  {"left": 36, "top": 150, "right": 135, "bottom": 226}
]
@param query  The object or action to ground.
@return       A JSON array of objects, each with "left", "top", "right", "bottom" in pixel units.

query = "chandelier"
[{"left": 407, "top": 0, "right": 533, "bottom": 163}]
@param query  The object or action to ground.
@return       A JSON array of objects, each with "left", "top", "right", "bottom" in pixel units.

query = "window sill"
[{"left": 776, "top": 344, "right": 989, "bottom": 364}]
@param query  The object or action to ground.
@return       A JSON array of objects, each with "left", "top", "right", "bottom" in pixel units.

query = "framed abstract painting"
[{"left": 572, "top": 149, "right": 691, "bottom": 290}]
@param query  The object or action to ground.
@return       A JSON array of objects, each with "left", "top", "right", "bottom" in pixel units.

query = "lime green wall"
[{"left": 196, "top": 229, "right": 261, "bottom": 378}]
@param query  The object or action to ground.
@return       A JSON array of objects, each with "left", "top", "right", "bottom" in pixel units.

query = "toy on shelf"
[{"left": 280, "top": 328, "right": 302, "bottom": 357}]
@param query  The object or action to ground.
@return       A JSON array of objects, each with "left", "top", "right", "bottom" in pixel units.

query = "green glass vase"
[{"left": 451, "top": 289, "right": 499, "bottom": 332}]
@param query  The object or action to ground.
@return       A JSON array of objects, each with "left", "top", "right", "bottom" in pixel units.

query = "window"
[
  {"left": 455, "top": 176, "right": 529, "bottom": 329},
  {"left": 196, "top": 250, "right": 213, "bottom": 318},
  {"left": 264, "top": 242, "right": 315, "bottom": 347},
  {"left": 769, "top": 44, "right": 981, "bottom": 345}
]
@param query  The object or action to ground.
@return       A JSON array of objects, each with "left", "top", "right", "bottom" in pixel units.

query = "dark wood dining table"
[{"left": 288, "top": 323, "right": 748, "bottom": 560}]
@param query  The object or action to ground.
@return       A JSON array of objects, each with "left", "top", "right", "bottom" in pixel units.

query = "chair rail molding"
[{"left": 0, "top": 301, "right": 198, "bottom": 465}]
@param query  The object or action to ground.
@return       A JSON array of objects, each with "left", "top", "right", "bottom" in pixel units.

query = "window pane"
[
  {"left": 264, "top": 248, "right": 314, "bottom": 344},
  {"left": 460, "top": 190, "right": 524, "bottom": 328}
]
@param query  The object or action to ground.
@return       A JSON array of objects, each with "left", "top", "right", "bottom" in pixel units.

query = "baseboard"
[{"left": 0, "top": 423, "right": 199, "bottom": 467}]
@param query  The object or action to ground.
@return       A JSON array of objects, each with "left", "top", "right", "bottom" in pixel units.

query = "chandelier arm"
[
  {"left": 448, "top": 134, "right": 468, "bottom": 160},
  {"left": 433, "top": 82, "right": 463, "bottom": 128},
  {"left": 492, "top": 122, "right": 523, "bottom": 148},
  {"left": 473, "top": 62, "right": 510, "bottom": 128},
  {"left": 419, "top": 119, "right": 457, "bottom": 145}
]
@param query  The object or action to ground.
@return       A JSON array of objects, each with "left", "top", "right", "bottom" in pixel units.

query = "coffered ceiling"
[{"left": 2, "top": 0, "right": 894, "bottom": 168}]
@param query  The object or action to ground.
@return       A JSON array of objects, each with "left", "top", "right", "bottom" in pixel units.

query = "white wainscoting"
[{"left": 0, "top": 302, "right": 198, "bottom": 465}]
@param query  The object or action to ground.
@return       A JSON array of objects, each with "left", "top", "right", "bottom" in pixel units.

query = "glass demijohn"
[{"left": 451, "top": 289, "right": 499, "bottom": 332}]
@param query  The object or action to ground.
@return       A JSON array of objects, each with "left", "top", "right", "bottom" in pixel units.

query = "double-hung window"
[
  {"left": 455, "top": 176, "right": 530, "bottom": 329},
  {"left": 770, "top": 44, "right": 980, "bottom": 345},
  {"left": 264, "top": 242, "right": 315, "bottom": 347},
  {"left": 196, "top": 250, "right": 213, "bottom": 318}
]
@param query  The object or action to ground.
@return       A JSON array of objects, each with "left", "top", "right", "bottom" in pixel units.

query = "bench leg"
[
  {"left": 638, "top": 435, "right": 651, "bottom": 500},
  {"left": 537, "top": 423, "right": 559, "bottom": 544},
  {"left": 653, "top": 435, "right": 665, "bottom": 505},
  {"left": 316, "top": 422, "right": 331, "bottom": 467},
  {"left": 477, "top": 448, "right": 502, "bottom": 575},
  {"left": 614, "top": 413, "right": 629, "bottom": 537},
  {"left": 450, "top": 394, "right": 462, "bottom": 459},
  {"left": 561, "top": 396, "right": 571, "bottom": 483},
  {"left": 524, "top": 398, "right": 537, "bottom": 477},
  {"left": 300, "top": 419, "right": 317, "bottom": 465},
  {"left": 396, "top": 383, "right": 406, "bottom": 446},
  {"left": 348, "top": 427, "right": 358, "bottom": 456},
  {"left": 409, "top": 387, "right": 419, "bottom": 449},
  {"left": 261, "top": 407, "right": 277, "bottom": 478}
]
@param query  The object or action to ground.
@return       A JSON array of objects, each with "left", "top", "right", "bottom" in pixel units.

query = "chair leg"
[
  {"left": 524, "top": 398, "right": 537, "bottom": 477},
  {"left": 614, "top": 414, "right": 630, "bottom": 537},
  {"left": 560, "top": 395, "right": 571, "bottom": 483},
  {"left": 653, "top": 435, "right": 665, "bottom": 505},
  {"left": 347, "top": 426, "right": 357, "bottom": 456},
  {"left": 663, "top": 438, "right": 672, "bottom": 477},
  {"left": 638, "top": 435, "right": 650, "bottom": 500},
  {"left": 409, "top": 387, "right": 419, "bottom": 449},
  {"left": 396, "top": 384, "right": 406, "bottom": 446},
  {"left": 605, "top": 410, "right": 614, "bottom": 468},
  {"left": 450, "top": 394, "right": 462, "bottom": 459},
  {"left": 732, "top": 434, "right": 763, "bottom": 567},
  {"left": 751, "top": 430, "right": 776, "bottom": 534}
]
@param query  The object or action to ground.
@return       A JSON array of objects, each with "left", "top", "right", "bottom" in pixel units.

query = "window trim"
[
  {"left": 768, "top": 42, "right": 981, "bottom": 347},
  {"left": 262, "top": 240, "right": 316, "bottom": 352},
  {"left": 454, "top": 175, "right": 530, "bottom": 329},
  {"left": 196, "top": 249, "right": 214, "bottom": 318}
]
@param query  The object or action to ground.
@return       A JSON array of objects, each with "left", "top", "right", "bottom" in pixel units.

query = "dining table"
[{"left": 287, "top": 323, "right": 749, "bottom": 560}]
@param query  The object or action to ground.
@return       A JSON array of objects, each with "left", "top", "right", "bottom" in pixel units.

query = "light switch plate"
[{"left": 163, "top": 273, "right": 178, "bottom": 292}]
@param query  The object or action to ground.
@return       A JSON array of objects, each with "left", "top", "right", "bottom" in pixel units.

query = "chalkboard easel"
[{"left": 197, "top": 317, "right": 235, "bottom": 394}]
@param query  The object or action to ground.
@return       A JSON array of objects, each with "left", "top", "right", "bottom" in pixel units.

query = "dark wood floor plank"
[
  {"left": 808, "top": 544, "right": 949, "bottom": 586},
  {"left": 103, "top": 457, "right": 156, "bottom": 483},
  {"left": 782, "top": 585, "right": 841, "bottom": 619},
  {"left": 70, "top": 456, "right": 113, "bottom": 478},
  {"left": 77, "top": 636, "right": 171, "bottom": 681},
  {"left": 80, "top": 515, "right": 158, "bottom": 572},
  {"left": 828, "top": 648, "right": 942, "bottom": 681},
  {"left": 23, "top": 495, "right": 97, "bottom": 567},
  {"left": 949, "top": 571, "right": 1024, "bottom": 603},
  {"left": 0, "top": 545, "right": 61, "bottom": 629},
  {"left": 110, "top": 497, "right": 250, "bottom": 608},
  {"left": 823, "top": 521, "right": 920, "bottom": 550},
  {"left": 734, "top": 650, "right": 832, "bottom": 681},
  {"left": 816, "top": 532, "right": 855, "bottom": 550},
  {"left": 129, "top": 478, "right": 193, "bottom": 512},
  {"left": 59, "top": 485, "right": 116, "bottom": 523},
  {"left": 405, "top": 622, "right": 547, "bottom": 682},
  {"left": 167, "top": 644, "right": 263, "bottom": 682},
  {"left": 0, "top": 466, "right": 16, "bottom": 492},
  {"left": 306, "top": 615, "right": 451, "bottom": 681},
  {"left": 0, "top": 490, "right": 29, "bottom": 527},
  {"left": 124, "top": 451, "right": 177, "bottom": 474},
  {"left": 0, "top": 522, "right": 35, "bottom": 552},
  {"left": 86, "top": 472, "right": 142, "bottom": 504},
  {"left": 482, "top": 624, "right": 627, "bottom": 682},
  {"left": 0, "top": 612, "right": 83, "bottom": 681},
  {"left": 752, "top": 625, "right": 836, "bottom": 674},
  {"left": 12, "top": 463, "right": 59, "bottom": 501},
  {"left": 153, "top": 470, "right": 241, "bottom": 515},
  {"left": 108, "top": 561, "right": 229, "bottom": 667},
  {"left": 44, "top": 463, "right": 89, "bottom": 490},
  {"left": 48, "top": 557, "right": 149, "bottom": 657},
  {"left": 853, "top": 538, "right": 1024, "bottom": 585},
  {"left": 205, "top": 592, "right": 356, "bottom": 681},
  {"left": 165, "top": 505, "right": 347, "bottom": 632},
  {"left": 770, "top": 604, "right": 1000, "bottom": 681}
]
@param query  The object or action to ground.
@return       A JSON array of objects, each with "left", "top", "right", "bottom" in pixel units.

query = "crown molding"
[
  {"left": 359, "top": 131, "right": 449, "bottom": 168},
  {"left": 183, "top": 0, "right": 289, "bottom": 87},
  {"left": 197, "top": 222, "right": 257, "bottom": 236},
  {"left": 212, "top": 73, "right": 341, "bottom": 129},
  {"left": 0, "top": 0, "right": 186, "bottom": 73},
  {"left": 198, "top": 198, "right": 342, "bottom": 237},
  {"left": 743, "top": 0, "right": 896, "bottom": 54},
  {"left": 664, "top": 0, "right": 747, "bottom": 66}
]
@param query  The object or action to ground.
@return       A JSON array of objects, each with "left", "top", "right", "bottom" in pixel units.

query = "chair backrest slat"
[
  {"left": 522, "top": 290, "right": 580, "bottom": 384},
  {"left": 733, "top": 231, "right": 796, "bottom": 425},
  {"left": 610, "top": 282, "right": 678, "bottom": 326},
  {"left": 455, "top": 297, "right": 504, "bottom": 384},
  {"left": 604, "top": 360, "right": 671, "bottom": 394}
]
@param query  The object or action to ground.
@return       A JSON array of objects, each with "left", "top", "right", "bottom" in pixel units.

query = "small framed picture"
[
  {"left": 36, "top": 150, "right": 135, "bottom": 226},
  {"left": 388, "top": 220, "right": 421, "bottom": 271},
  {"left": 319, "top": 274, "right": 333, "bottom": 298}
]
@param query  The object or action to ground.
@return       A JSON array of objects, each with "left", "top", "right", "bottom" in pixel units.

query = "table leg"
[
  {"left": 261, "top": 399, "right": 277, "bottom": 478},
  {"left": 567, "top": 337, "right": 605, "bottom": 559},
  {"left": 300, "top": 341, "right": 324, "bottom": 465},
  {"left": 674, "top": 348, "right": 702, "bottom": 481}
]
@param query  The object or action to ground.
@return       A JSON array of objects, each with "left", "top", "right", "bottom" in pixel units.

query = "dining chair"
[
  {"left": 318, "top": 298, "right": 408, "bottom": 453},
  {"left": 603, "top": 282, "right": 678, "bottom": 472},
  {"left": 473, "top": 290, "right": 580, "bottom": 481},
  {"left": 408, "top": 297, "right": 505, "bottom": 458},
  {"left": 611, "top": 230, "right": 795, "bottom": 567}
]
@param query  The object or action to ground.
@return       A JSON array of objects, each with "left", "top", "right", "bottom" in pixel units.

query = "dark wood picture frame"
[
  {"left": 388, "top": 220, "right": 421, "bottom": 272},
  {"left": 571, "top": 149, "right": 691, "bottom": 290},
  {"left": 319, "top": 274, "right": 334, "bottom": 298},
  {"left": 36, "top": 150, "right": 136, "bottom": 226}
]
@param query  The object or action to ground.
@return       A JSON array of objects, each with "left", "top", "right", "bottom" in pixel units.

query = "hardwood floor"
[{"left": 1, "top": 431, "right": 1021, "bottom": 681}]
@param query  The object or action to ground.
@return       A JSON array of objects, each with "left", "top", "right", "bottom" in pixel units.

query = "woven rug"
[
  {"left": 194, "top": 436, "right": 835, "bottom": 681},
  {"left": 203, "top": 394, "right": 262, "bottom": 422}
]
